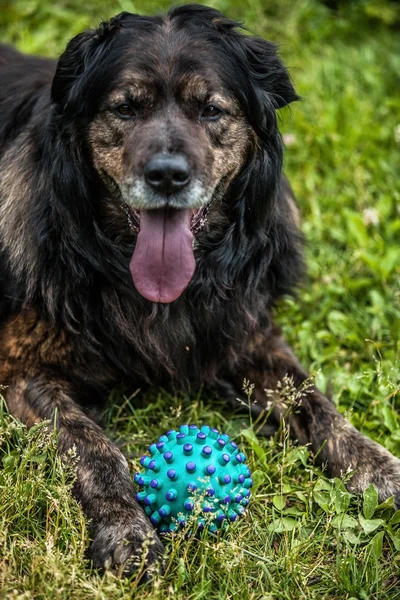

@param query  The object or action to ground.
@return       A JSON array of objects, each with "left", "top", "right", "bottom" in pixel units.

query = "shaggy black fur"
[{"left": 1, "top": 7, "right": 301, "bottom": 382}]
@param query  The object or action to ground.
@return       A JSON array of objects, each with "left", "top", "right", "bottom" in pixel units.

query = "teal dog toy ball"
[{"left": 134, "top": 424, "right": 252, "bottom": 533}]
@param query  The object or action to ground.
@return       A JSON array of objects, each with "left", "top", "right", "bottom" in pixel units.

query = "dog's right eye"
[{"left": 115, "top": 104, "right": 135, "bottom": 119}]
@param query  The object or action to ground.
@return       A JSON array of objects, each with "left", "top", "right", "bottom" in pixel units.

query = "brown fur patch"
[
  {"left": 101, "top": 73, "right": 157, "bottom": 109},
  {"left": 88, "top": 116, "right": 127, "bottom": 183},
  {"left": 0, "top": 137, "right": 39, "bottom": 283},
  {"left": 0, "top": 311, "right": 72, "bottom": 384}
]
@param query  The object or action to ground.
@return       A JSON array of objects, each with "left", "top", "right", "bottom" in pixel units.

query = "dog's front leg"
[
  {"left": 4, "top": 372, "right": 164, "bottom": 578},
  {"left": 227, "top": 325, "right": 400, "bottom": 505}
]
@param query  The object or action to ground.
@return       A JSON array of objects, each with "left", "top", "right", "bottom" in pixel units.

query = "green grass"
[{"left": 1, "top": 0, "right": 400, "bottom": 597}]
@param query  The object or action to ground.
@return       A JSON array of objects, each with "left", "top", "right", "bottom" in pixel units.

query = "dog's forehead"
[
  {"left": 103, "top": 25, "right": 233, "bottom": 94},
  {"left": 103, "top": 50, "right": 238, "bottom": 113}
]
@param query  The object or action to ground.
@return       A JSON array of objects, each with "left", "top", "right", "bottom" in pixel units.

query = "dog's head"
[{"left": 51, "top": 5, "right": 298, "bottom": 304}]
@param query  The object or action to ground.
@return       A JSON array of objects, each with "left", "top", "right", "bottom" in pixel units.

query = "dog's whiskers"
[
  {"left": 190, "top": 200, "right": 212, "bottom": 235},
  {"left": 121, "top": 203, "right": 139, "bottom": 233}
]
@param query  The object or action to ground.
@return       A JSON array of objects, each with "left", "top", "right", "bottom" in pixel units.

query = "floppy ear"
[
  {"left": 51, "top": 29, "right": 101, "bottom": 108},
  {"left": 241, "top": 35, "right": 299, "bottom": 110},
  {"left": 51, "top": 14, "right": 127, "bottom": 110}
]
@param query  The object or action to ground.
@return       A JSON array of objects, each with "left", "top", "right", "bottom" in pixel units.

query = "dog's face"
[
  {"left": 51, "top": 6, "right": 297, "bottom": 304},
  {"left": 89, "top": 66, "right": 252, "bottom": 215}
]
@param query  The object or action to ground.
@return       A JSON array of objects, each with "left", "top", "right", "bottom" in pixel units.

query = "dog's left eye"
[
  {"left": 115, "top": 104, "right": 135, "bottom": 119},
  {"left": 201, "top": 104, "right": 223, "bottom": 121}
]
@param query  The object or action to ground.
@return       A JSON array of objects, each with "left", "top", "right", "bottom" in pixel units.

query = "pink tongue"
[{"left": 129, "top": 208, "right": 195, "bottom": 303}]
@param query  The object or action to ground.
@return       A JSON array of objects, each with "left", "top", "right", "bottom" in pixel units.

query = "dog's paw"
[
  {"left": 369, "top": 455, "right": 400, "bottom": 510},
  {"left": 343, "top": 429, "right": 400, "bottom": 509},
  {"left": 88, "top": 508, "right": 164, "bottom": 579}
]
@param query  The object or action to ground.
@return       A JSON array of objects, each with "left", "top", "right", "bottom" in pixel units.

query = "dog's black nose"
[{"left": 144, "top": 153, "right": 191, "bottom": 194}]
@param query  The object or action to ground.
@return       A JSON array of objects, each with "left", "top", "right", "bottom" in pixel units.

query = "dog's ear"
[
  {"left": 51, "top": 14, "right": 128, "bottom": 110},
  {"left": 240, "top": 34, "right": 298, "bottom": 110},
  {"left": 51, "top": 30, "right": 100, "bottom": 108}
]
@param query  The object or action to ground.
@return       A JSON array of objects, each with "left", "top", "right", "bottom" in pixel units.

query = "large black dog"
[{"left": 1, "top": 4, "right": 399, "bottom": 577}]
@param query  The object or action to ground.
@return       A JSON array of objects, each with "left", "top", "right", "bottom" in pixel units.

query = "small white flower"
[
  {"left": 362, "top": 207, "right": 379, "bottom": 226},
  {"left": 283, "top": 133, "right": 296, "bottom": 147}
]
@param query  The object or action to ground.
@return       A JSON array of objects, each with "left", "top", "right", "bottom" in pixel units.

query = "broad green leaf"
[
  {"left": 286, "top": 446, "right": 309, "bottom": 467},
  {"left": 363, "top": 484, "right": 378, "bottom": 519},
  {"left": 314, "top": 479, "right": 332, "bottom": 492},
  {"left": 272, "top": 495, "right": 286, "bottom": 511},
  {"left": 313, "top": 490, "right": 331, "bottom": 513},
  {"left": 267, "top": 517, "right": 299, "bottom": 533},
  {"left": 381, "top": 405, "right": 397, "bottom": 433},
  {"left": 376, "top": 496, "right": 395, "bottom": 512},
  {"left": 359, "top": 515, "right": 384, "bottom": 535},
  {"left": 334, "top": 487, "right": 351, "bottom": 515},
  {"left": 295, "top": 491, "right": 307, "bottom": 504},
  {"left": 369, "top": 531, "right": 384, "bottom": 560},
  {"left": 388, "top": 531, "right": 400, "bottom": 551},
  {"left": 332, "top": 514, "right": 358, "bottom": 529},
  {"left": 343, "top": 530, "right": 362, "bottom": 545},
  {"left": 389, "top": 510, "right": 400, "bottom": 526},
  {"left": 281, "top": 484, "right": 293, "bottom": 494},
  {"left": 2, "top": 451, "right": 20, "bottom": 471}
]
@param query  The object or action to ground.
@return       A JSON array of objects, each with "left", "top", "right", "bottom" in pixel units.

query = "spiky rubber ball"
[{"left": 134, "top": 424, "right": 252, "bottom": 534}]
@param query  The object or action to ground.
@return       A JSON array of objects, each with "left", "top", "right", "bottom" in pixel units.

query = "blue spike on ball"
[{"left": 133, "top": 424, "right": 252, "bottom": 533}]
